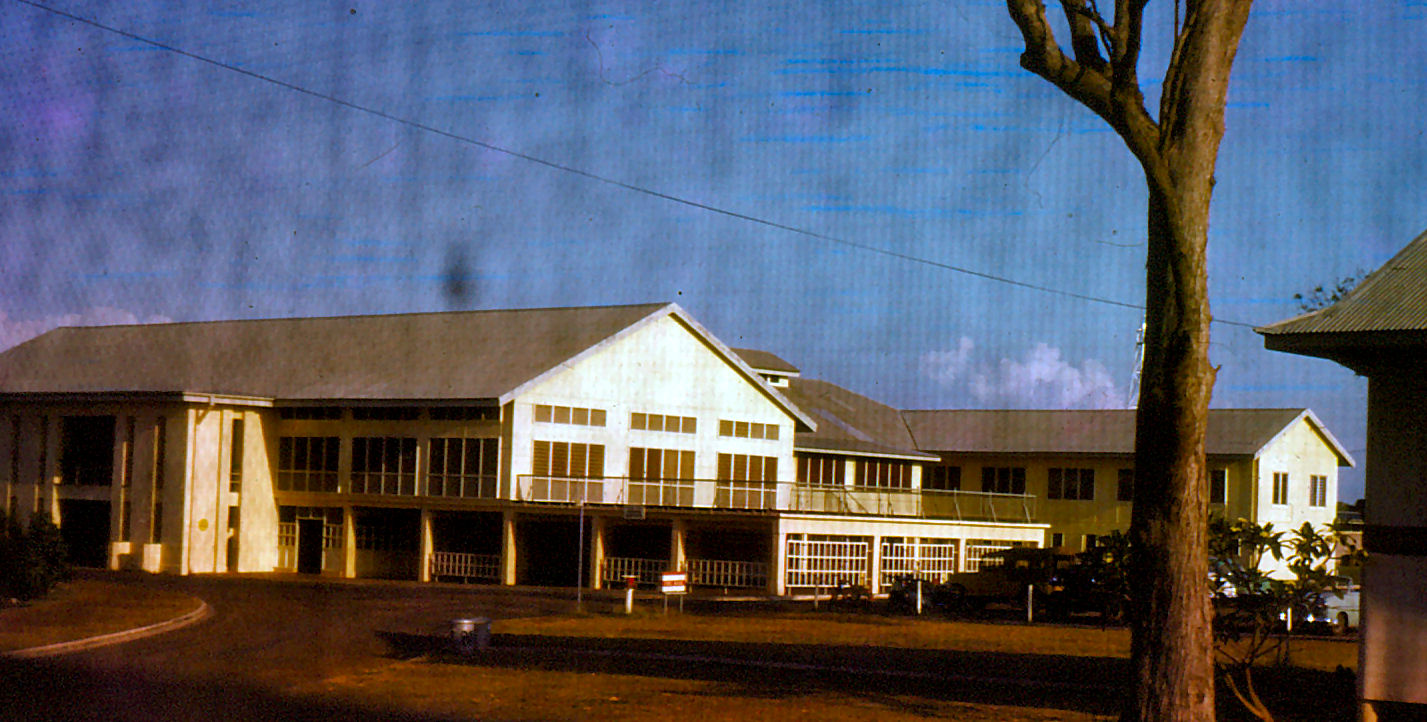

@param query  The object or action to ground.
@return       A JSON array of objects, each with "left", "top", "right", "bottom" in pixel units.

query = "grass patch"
[{"left": 0, "top": 578, "right": 200, "bottom": 651}]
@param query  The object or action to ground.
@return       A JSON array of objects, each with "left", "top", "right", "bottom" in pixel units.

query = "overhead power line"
[{"left": 15, "top": 0, "right": 1258, "bottom": 329}]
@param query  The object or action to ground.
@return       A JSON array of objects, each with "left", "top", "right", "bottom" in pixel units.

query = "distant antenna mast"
[{"left": 1127, "top": 322, "right": 1146, "bottom": 408}]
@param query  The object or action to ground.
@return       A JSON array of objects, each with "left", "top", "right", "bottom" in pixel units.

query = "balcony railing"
[{"left": 514, "top": 475, "right": 1036, "bottom": 522}]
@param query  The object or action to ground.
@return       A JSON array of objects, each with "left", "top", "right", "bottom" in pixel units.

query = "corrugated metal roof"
[
  {"left": 0, "top": 304, "right": 671, "bottom": 400},
  {"left": 730, "top": 348, "right": 800, "bottom": 375},
  {"left": 782, "top": 378, "right": 936, "bottom": 460},
  {"left": 1259, "top": 227, "right": 1427, "bottom": 336},
  {"left": 901, "top": 408, "right": 1351, "bottom": 464}
]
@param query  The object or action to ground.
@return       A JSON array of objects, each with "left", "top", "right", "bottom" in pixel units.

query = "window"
[
  {"left": 925, "top": 465, "right": 962, "bottom": 491},
  {"left": 631, "top": 413, "right": 696, "bottom": 434},
  {"left": 428, "top": 406, "right": 499, "bottom": 421},
  {"left": 427, "top": 438, "right": 499, "bottom": 498},
  {"left": 1084, "top": 534, "right": 1099, "bottom": 550},
  {"left": 532, "top": 441, "right": 605, "bottom": 478},
  {"left": 1272, "top": 472, "right": 1289, "bottom": 505},
  {"left": 60, "top": 416, "right": 116, "bottom": 486},
  {"left": 351, "top": 437, "right": 419, "bottom": 495},
  {"left": 716, "top": 453, "right": 778, "bottom": 509},
  {"left": 277, "top": 436, "right": 341, "bottom": 492},
  {"left": 278, "top": 407, "right": 342, "bottom": 420},
  {"left": 719, "top": 453, "right": 778, "bottom": 482},
  {"left": 352, "top": 407, "right": 421, "bottom": 421},
  {"left": 152, "top": 420, "right": 166, "bottom": 491},
  {"left": 855, "top": 459, "right": 912, "bottom": 489},
  {"left": 1048, "top": 468, "right": 1095, "bottom": 500},
  {"left": 717, "top": 419, "right": 779, "bottom": 440},
  {"left": 534, "top": 404, "right": 606, "bottom": 427},
  {"left": 1309, "top": 475, "right": 1328, "bottom": 507},
  {"left": 1051, "top": 532, "right": 1064, "bottom": 548},
  {"left": 229, "top": 419, "right": 244, "bottom": 493},
  {"left": 629, "top": 447, "right": 695, "bottom": 481},
  {"left": 1117, "top": 469, "right": 1134, "bottom": 502},
  {"left": 797, "top": 454, "right": 845, "bottom": 486},
  {"left": 981, "top": 467, "right": 1026, "bottom": 495},
  {"left": 1210, "top": 469, "right": 1227, "bottom": 505}
]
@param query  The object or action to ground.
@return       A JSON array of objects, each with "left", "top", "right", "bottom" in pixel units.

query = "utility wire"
[{"left": 15, "top": 0, "right": 1259, "bottom": 329}]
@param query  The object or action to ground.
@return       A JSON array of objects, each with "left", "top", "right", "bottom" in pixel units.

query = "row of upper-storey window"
[
  {"left": 277, "top": 436, "right": 499, "bottom": 498},
  {"left": 795, "top": 453, "right": 913, "bottom": 490},
  {"left": 279, "top": 406, "right": 499, "bottom": 422},
  {"left": 920, "top": 464, "right": 1244, "bottom": 505}
]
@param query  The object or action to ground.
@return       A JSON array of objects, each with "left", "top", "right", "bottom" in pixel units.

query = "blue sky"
[{"left": 5, "top": 0, "right": 1422, "bottom": 501}]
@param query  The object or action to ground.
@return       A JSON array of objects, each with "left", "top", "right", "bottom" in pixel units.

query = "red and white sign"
[{"left": 661, "top": 571, "right": 688, "bottom": 595}]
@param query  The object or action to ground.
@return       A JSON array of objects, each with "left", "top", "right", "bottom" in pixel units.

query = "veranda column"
[
  {"left": 342, "top": 506, "right": 356, "bottom": 578},
  {"left": 670, "top": 518, "right": 687, "bottom": 572},
  {"left": 590, "top": 515, "right": 606, "bottom": 590},
  {"left": 500, "top": 509, "right": 517, "bottom": 586},
  {"left": 418, "top": 508, "right": 433, "bottom": 582}
]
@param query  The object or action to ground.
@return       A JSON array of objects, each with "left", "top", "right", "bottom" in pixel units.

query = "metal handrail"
[{"left": 512, "top": 474, "right": 1037, "bottom": 522}]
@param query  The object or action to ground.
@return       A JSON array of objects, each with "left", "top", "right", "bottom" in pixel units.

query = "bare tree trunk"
[
  {"left": 1125, "top": 188, "right": 1217, "bottom": 721},
  {"left": 1002, "top": 2, "right": 1251, "bottom": 719}
]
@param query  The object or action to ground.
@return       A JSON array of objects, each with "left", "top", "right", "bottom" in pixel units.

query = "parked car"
[
  {"left": 938, "top": 546, "right": 1082, "bottom": 615},
  {"left": 1306, "top": 585, "right": 1360, "bottom": 635}
]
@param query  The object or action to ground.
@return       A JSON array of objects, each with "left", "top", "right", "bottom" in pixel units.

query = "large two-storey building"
[
  {"left": 0, "top": 303, "right": 1045, "bottom": 596},
  {"left": 0, "top": 302, "right": 1352, "bottom": 593}
]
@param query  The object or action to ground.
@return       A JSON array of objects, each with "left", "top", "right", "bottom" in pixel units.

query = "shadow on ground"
[
  {"left": 383, "top": 630, "right": 1129, "bottom": 717},
  {"left": 0, "top": 656, "right": 465, "bottom": 722}
]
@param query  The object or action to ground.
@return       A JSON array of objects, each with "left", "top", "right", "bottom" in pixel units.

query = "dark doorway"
[
  {"left": 353, "top": 507, "right": 420, "bottom": 580},
  {"left": 516, "top": 516, "right": 589, "bottom": 587},
  {"left": 57, "top": 499, "right": 110, "bottom": 568},
  {"left": 60, "top": 416, "right": 115, "bottom": 486},
  {"left": 297, "top": 518, "right": 324, "bottom": 574},
  {"left": 605, "top": 522, "right": 671, "bottom": 559}
]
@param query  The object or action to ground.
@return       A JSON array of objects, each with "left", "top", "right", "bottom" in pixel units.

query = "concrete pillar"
[
  {"left": 40, "top": 414, "right": 59, "bottom": 525},
  {"left": 501, "top": 509, "right": 517, "bottom": 586},
  {"left": 772, "top": 528, "right": 788, "bottom": 596},
  {"left": 670, "top": 518, "right": 687, "bottom": 572},
  {"left": 957, "top": 538, "right": 968, "bottom": 573},
  {"left": 590, "top": 515, "right": 606, "bottom": 590},
  {"left": 342, "top": 506, "right": 356, "bottom": 579},
  {"left": 419, "top": 509, "right": 433, "bottom": 582},
  {"left": 868, "top": 535, "right": 881, "bottom": 595}
]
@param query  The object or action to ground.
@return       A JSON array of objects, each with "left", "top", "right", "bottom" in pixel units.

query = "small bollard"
[
  {"left": 624, "top": 575, "right": 638, "bottom": 614},
  {"left": 450, "top": 617, "right": 491, "bottom": 655}
]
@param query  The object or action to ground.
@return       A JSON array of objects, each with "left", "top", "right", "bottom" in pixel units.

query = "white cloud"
[
  {"left": 921, "top": 339, "right": 1125, "bottom": 409},
  {"left": 0, "top": 307, "right": 173, "bottom": 351},
  {"left": 918, "top": 336, "right": 976, "bottom": 385}
]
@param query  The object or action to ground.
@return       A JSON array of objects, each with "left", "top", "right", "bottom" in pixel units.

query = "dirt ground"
[
  {"left": 0, "top": 577, "right": 200, "bottom": 651},
  {"left": 0, "top": 574, "right": 1360, "bottom": 721}
]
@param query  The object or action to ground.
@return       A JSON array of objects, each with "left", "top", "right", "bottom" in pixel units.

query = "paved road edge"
[{"left": 4, "top": 599, "right": 213, "bottom": 659}]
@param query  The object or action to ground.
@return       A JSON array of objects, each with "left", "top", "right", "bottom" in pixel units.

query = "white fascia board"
[
  {"left": 793, "top": 445, "right": 937, "bottom": 462},
  {"left": 1251, "top": 409, "right": 1356, "bottom": 469},
  {"left": 497, "top": 302, "right": 818, "bottom": 433}
]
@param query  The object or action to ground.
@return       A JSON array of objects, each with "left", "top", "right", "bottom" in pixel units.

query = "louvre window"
[
  {"left": 351, "top": 437, "right": 418, "bottom": 495},
  {"left": 532, "top": 440, "right": 605, "bottom": 478},
  {"left": 1048, "top": 468, "right": 1095, "bottom": 500},
  {"left": 855, "top": 459, "right": 912, "bottom": 489},
  {"left": 981, "top": 467, "right": 1026, "bottom": 495},
  {"left": 277, "top": 436, "right": 340, "bottom": 492},
  {"left": 534, "top": 404, "right": 606, "bottom": 427},
  {"left": 797, "top": 454, "right": 846, "bottom": 487},
  {"left": 717, "top": 419, "right": 779, "bottom": 440},
  {"left": 428, "top": 438, "right": 499, "bottom": 498}
]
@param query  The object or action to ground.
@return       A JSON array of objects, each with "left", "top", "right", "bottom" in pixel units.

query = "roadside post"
[
  {"left": 916, "top": 579, "right": 923, "bottom": 615},
  {"left": 661, "top": 570, "right": 688, "bottom": 614},
  {"left": 1026, "top": 585, "right": 1034, "bottom": 623},
  {"left": 624, "top": 574, "right": 638, "bottom": 614}
]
